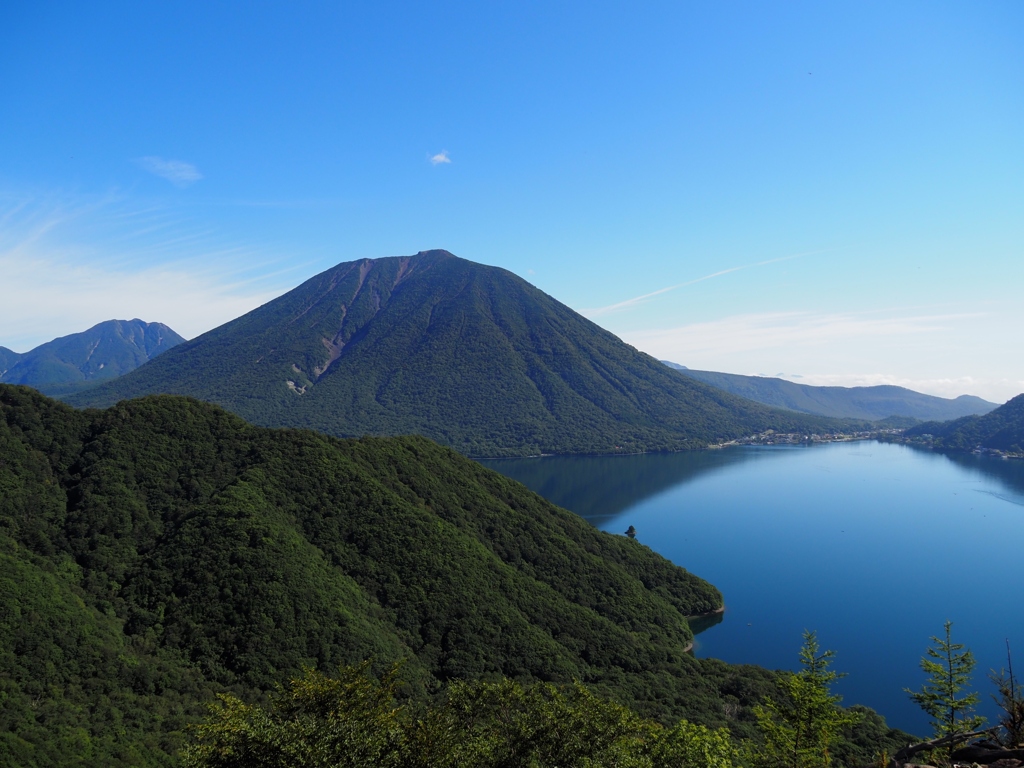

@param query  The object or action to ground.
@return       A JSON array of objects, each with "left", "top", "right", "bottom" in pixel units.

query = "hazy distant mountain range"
[
  {"left": 663, "top": 365, "right": 998, "bottom": 422},
  {"left": 69, "top": 250, "right": 848, "bottom": 456},
  {"left": 0, "top": 319, "right": 185, "bottom": 397},
  {"left": 660, "top": 360, "right": 689, "bottom": 371},
  {"left": 906, "top": 394, "right": 1024, "bottom": 452}
]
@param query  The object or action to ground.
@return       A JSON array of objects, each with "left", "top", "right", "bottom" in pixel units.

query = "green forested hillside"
[
  {"left": 670, "top": 367, "right": 997, "bottom": 421},
  {"left": 1, "top": 319, "right": 185, "bottom": 397},
  {"left": 70, "top": 251, "right": 849, "bottom": 456},
  {"left": 0, "top": 384, "right": 737, "bottom": 764},
  {"left": 905, "top": 393, "right": 1024, "bottom": 452}
]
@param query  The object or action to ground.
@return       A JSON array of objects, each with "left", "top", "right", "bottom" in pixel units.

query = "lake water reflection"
[{"left": 484, "top": 442, "right": 1024, "bottom": 734}]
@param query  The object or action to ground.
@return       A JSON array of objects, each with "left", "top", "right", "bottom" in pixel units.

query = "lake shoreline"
[
  {"left": 486, "top": 441, "right": 1024, "bottom": 734},
  {"left": 472, "top": 430, "right": 903, "bottom": 461},
  {"left": 690, "top": 606, "right": 727, "bottom": 618},
  {"left": 684, "top": 606, "right": 726, "bottom": 652}
]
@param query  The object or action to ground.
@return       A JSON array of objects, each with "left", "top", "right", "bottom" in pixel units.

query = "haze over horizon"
[{"left": 2, "top": 2, "right": 1021, "bottom": 402}]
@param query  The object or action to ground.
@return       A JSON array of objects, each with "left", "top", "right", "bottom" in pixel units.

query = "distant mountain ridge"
[
  {"left": 664, "top": 365, "right": 998, "bottom": 422},
  {"left": 0, "top": 346, "right": 20, "bottom": 375},
  {"left": 70, "top": 250, "right": 849, "bottom": 456},
  {"left": 1, "top": 319, "right": 185, "bottom": 397},
  {"left": 905, "top": 393, "right": 1024, "bottom": 452}
]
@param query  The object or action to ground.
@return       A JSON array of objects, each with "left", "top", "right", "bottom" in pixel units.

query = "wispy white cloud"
[
  {"left": 585, "top": 267, "right": 743, "bottom": 317},
  {"left": 618, "top": 307, "right": 1024, "bottom": 401},
  {"left": 583, "top": 249, "right": 831, "bottom": 318},
  {"left": 0, "top": 253, "right": 282, "bottom": 350},
  {"left": 429, "top": 150, "right": 451, "bottom": 165},
  {"left": 137, "top": 156, "right": 203, "bottom": 186},
  {"left": 623, "top": 309, "right": 979, "bottom": 357},
  {"left": 0, "top": 195, "right": 292, "bottom": 350}
]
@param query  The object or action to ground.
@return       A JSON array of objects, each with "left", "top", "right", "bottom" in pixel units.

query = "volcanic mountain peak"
[{"left": 70, "top": 251, "right": 848, "bottom": 456}]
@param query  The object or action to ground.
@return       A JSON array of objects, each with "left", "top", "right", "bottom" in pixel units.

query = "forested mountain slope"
[
  {"left": 905, "top": 392, "right": 1024, "bottom": 452},
  {"left": 0, "top": 346, "right": 19, "bottom": 373},
  {"left": 70, "top": 251, "right": 848, "bottom": 456},
  {"left": 0, "top": 384, "right": 740, "bottom": 764},
  {"left": 0, "top": 319, "right": 185, "bottom": 397},
  {"left": 670, "top": 367, "right": 997, "bottom": 421}
]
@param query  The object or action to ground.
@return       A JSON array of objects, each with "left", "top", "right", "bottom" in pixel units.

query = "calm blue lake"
[{"left": 484, "top": 442, "right": 1024, "bottom": 735}]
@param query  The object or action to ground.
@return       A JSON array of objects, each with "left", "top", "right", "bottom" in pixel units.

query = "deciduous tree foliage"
[{"left": 184, "top": 663, "right": 738, "bottom": 768}]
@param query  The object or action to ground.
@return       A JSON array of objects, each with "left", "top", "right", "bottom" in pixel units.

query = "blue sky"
[{"left": 2, "top": 1, "right": 1022, "bottom": 400}]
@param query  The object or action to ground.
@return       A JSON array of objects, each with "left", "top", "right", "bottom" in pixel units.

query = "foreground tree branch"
[{"left": 890, "top": 725, "right": 999, "bottom": 766}]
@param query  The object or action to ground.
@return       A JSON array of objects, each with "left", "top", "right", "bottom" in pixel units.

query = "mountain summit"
[
  {"left": 1, "top": 319, "right": 185, "bottom": 397},
  {"left": 71, "top": 250, "right": 841, "bottom": 455}
]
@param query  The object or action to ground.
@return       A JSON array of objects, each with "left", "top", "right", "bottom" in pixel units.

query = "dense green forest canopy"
[
  {"left": 671, "top": 367, "right": 997, "bottom": 422},
  {"left": 0, "top": 319, "right": 184, "bottom": 398},
  {"left": 70, "top": 251, "right": 857, "bottom": 456},
  {"left": 183, "top": 664, "right": 743, "bottom": 768},
  {"left": 0, "top": 386, "right": 914, "bottom": 765},
  {"left": 0, "top": 384, "right": 720, "bottom": 763},
  {"left": 181, "top": 661, "right": 914, "bottom": 768},
  {"left": 905, "top": 393, "right": 1024, "bottom": 452}
]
